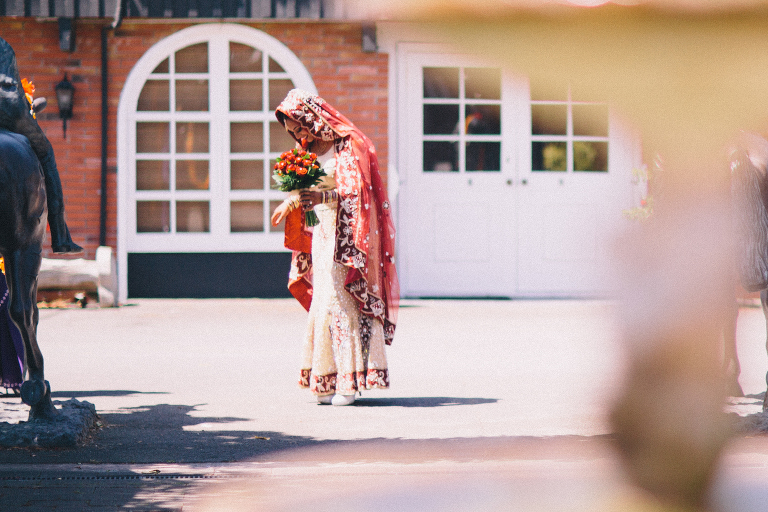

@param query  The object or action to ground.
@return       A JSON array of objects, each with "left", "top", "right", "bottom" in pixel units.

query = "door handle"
[{"left": 521, "top": 179, "right": 528, "bottom": 186}]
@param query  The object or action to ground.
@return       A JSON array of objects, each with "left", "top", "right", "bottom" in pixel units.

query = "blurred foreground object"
[{"left": 611, "top": 195, "right": 735, "bottom": 511}]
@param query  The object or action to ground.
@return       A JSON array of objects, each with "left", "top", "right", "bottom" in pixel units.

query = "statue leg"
[
  {"left": 722, "top": 297, "right": 744, "bottom": 397},
  {"left": 38, "top": 152, "right": 82, "bottom": 255},
  {"left": 4, "top": 246, "right": 56, "bottom": 420}
]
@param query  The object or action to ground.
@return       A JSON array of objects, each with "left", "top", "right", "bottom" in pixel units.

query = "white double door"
[{"left": 396, "top": 48, "right": 637, "bottom": 298}]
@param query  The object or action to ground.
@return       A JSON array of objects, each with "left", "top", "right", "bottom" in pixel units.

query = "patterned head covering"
[{"left": 276, "top": 89, "right": 399, "bottom": 344}]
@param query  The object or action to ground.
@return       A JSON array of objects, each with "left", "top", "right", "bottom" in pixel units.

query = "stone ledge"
[{"left": 0, "top": 399, "right": 98, "bottom": 448}]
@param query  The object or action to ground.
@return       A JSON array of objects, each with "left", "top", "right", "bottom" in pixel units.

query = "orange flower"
[
  {"left": 21, "top": 78, "right": 35, "bottom": 119},
  {"left": 296, "top": 166, "right": 308, "bottom": 176}
]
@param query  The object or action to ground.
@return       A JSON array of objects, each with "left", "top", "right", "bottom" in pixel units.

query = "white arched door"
[{"left": 117, "top": 23, "right": 316, "bottom": 301}]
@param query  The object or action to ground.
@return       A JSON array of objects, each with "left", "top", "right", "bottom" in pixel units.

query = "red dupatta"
[{"left": 275, "top": 89, "right": 399, "bottom": 344}]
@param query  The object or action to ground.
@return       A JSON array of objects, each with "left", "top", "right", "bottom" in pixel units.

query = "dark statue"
[
  {"left": 731, "top": 133, "right": 768, "bottom": 409},
  {"left": 0, "top": 37, "right": 82, "bottom": 419}
]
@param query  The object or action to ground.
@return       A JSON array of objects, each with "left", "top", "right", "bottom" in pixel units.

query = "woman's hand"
[
  {"left": 271, "top": 200, "right": 292, "bottom": 226},
  {"left": 299, "top": 189, "right": 323, "bottom": 211}
]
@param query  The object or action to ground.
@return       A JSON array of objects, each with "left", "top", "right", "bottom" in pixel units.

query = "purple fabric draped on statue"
[{"left": 0, "top": 271, "right": 23, "bottom": 392}]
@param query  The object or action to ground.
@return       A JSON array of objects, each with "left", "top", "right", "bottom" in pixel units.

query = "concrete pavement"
[{"left": 0, "top": 298, "right": 767, "bottom": 510}]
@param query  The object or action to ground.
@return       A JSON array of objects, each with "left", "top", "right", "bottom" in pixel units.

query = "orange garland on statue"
[{"left": 21, "top": 78, "right": 35, "bottom": 119}]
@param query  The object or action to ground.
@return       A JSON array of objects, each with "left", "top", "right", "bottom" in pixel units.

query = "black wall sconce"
[
  {"left": 58, "top": 18, "right": 76, "bottom": 52},
  {"left": 55, "top": 74, "right": 75, "bottom": 139},
  {"left": 362, "top": 24, "right": 377, "bottom": 53}
]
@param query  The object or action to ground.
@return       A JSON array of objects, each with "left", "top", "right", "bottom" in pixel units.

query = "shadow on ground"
[
  {"left": 353, "top": 397, "right": 498, "bottom": 407},
  {"left": 51, "top": 390, "right": 170, "bottom": 398},
  {"left": 0, "top": 393, "right": 499, "bottom": 464}
]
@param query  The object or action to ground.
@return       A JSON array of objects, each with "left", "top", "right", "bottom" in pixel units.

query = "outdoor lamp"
[{"left": 55, "top": 74, "right": 74, "bottom": 139}]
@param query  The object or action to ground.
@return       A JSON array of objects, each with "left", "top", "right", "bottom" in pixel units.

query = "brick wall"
[{"left": 0, "top": 19, "right": 389, "bottom": 259}]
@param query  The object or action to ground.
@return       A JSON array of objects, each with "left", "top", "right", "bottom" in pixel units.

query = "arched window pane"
[
  {"left": 230, "top": 42, "right": 263, "bottom": 73},
  {"left": 176, "top": 160, "right": 210, "bottom": 190},
  {"left": 138, "top": 80, "right": 169, "bottom": 111},
  {"left": 230, "top": 80, "right": 263, "bottom": 111},
  {"left": 137, "top": 201, "right": 170, "bottom": 232},
  {"left": 176, "top": 201, "right": 210, "bottom": 232},
  {"left": 137, "top": 160, "right": 170, "bottom": 190},
  {"left": 175, "top": 43, "right": 208, "bottom": 73},
  {"left": 269, "top": 79, "right": 295, "bottom": 110},
  {"left": 231, "top": 160, "right": 264, "bottom": 190},
  {"left": 230, "top": 201, "right": 264, "bottom": 232},
  {"left": 270, "top": 121, "right": 296, "bottom": 152},
  {"left": 175, "top": 80, "right": 209, "bottom": 111},
  {"left": 137, "top": 122, "right": 170, "bottom": 153},
  {"left": 176, "top": 123, "right": 210, "bottom": 153},
  {"left": 231, "top": 122, "right": 263, "bottom": 153}
]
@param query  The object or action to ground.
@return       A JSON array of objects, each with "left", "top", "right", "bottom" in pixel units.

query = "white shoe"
[
  {"left": 331, "top": 394, "right": 356, "bottom": 406},
  {"left": 317, "top": 395, "right": 333, "bottom": 405}
]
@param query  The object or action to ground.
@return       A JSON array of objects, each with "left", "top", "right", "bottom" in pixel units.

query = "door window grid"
[
  {"left": 134, "top": 40, "right": 297, "bottom": 235},
  {"left": 422, "top": 66, "right": 502, "bottom": 173},
  {"left": 530, "top": 88, "right": 609, "bottom": 173}
]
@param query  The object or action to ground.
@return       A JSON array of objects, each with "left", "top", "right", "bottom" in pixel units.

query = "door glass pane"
[
  {"left": 231, "top": 122, "right": 263, "bottom": 153},
  {"left": 230, "top": 160, "right": 263, "bottom": 190},
  {"left": 137, "top": 122, "right": 169, "bottom": 153},
  {"left": 466, "top": 142, "right": 501, "bottom": 172},
  {"left": 176, "top": 123, "right": 210, "bottom": 153},
  {"left": 230, "top": 80, "right": 263, "bottom": 111},
  {"left": 424, "top": 104, "right": 458, "bottom": 135},
  {"left": 465, "top": 105, "right": 500, "bottom": 135},
  {"left": 138, "top": 80, "right": 169, "bottom": 111},
  {"left": 424, "top": 141, "right": 457, "bottom": 172},
  {"left": 230, "top": 201, "right": 264, "bottom": 232},
  {"left": 573, "top": 104, "right": 609, "bottom": 137},
  {"left": 136, "top": 160, "right": 170, "bottom": 190},
  {"left": 176, "top": 201, "right": 210, "bottom": 232},
  {"left": 532, "top": 104, "right": 567, "bottom": 135},
  {"left": 574, "top": 141, "right": 608, "bottom": 172},
  {"left": 176, "top": 80, "right": 209, "bottom": 111},
  {"left": 530, "top": 77, "right": 567, "bottom": 102},
  {"left": 269, "top": 200, "right": 285, "bottom": 233},
  {"left": 176, "top": 160, "right": 210, "bottom": 190},
  {"left": 175, "top": 43, "right": 208, "bottom": 73},
  {"left": 465, "top": 68, "right": 501, "bottom": 100},
  {"left": 137, "top": 201, "right": 170, "bottom": 232},
  {"left": 230, "top": 42, "right": 262, "bottom": 73},
  {"left": 423, "top": 67, "right": 459, "bottom": 98},
  {"left": 269, "top": 78, "right": 295, "bottom": 110},
  {"left": 270, "top": 121, "right": 295, "bottom": 152},
  {"left": 532, "top": 141, "right": 567, "bottom": 172}
]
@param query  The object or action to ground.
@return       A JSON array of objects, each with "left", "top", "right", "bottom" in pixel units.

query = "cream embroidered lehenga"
[
  {"left": 275, "top": 89, "right": 399, "bottom": 401},
  {"left": 298, "top": 162, "right": 389, "bottom": 397}
]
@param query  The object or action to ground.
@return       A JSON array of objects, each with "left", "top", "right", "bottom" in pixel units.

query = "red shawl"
[{"left": 275, "top": 89, "right": 399, "bottom": 344}]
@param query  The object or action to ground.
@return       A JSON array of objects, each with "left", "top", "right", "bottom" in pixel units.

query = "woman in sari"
[{"left": 271, "top": 89, "right": 399, "bottom": 406}]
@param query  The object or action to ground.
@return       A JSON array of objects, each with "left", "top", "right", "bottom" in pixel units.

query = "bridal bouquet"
[{"left": 273, "top": 139, "right": 326, "bottom": 226}]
